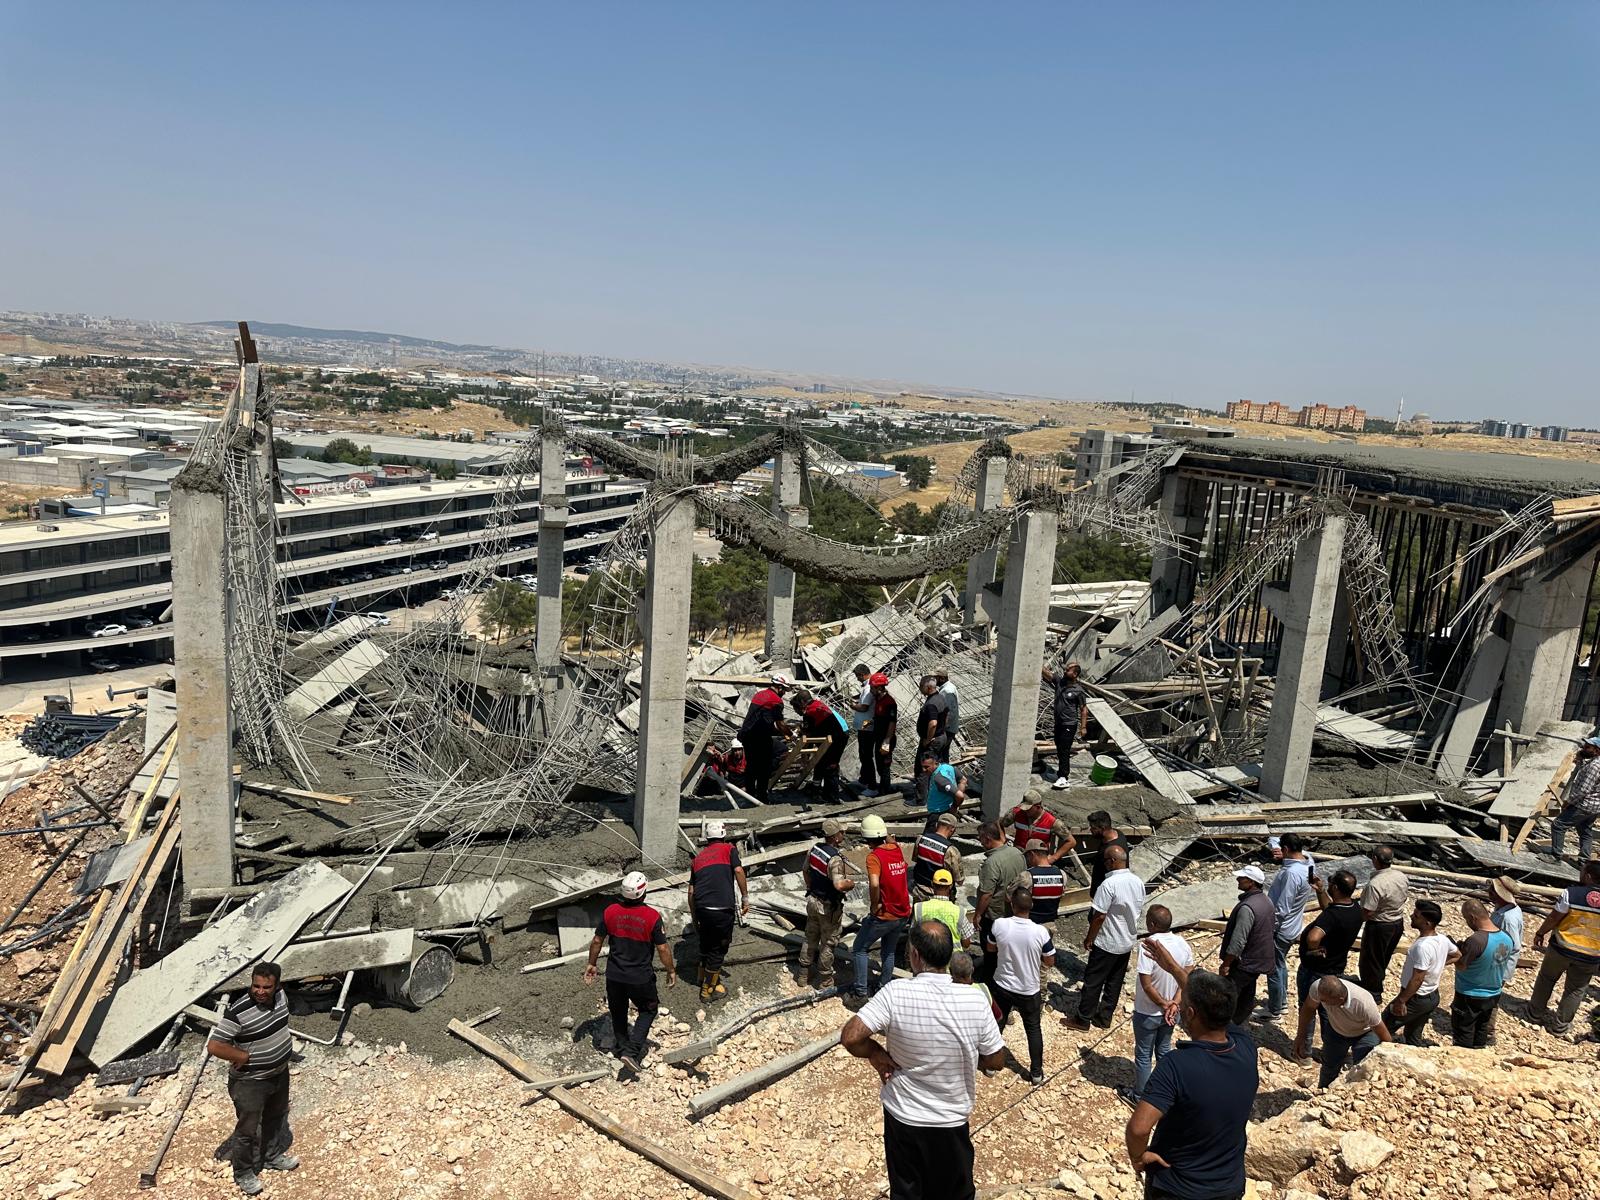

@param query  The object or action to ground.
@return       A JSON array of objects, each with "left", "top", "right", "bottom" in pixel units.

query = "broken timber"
[{"left": 1086, "top": 698, "right": 1193, "bottom": 807}]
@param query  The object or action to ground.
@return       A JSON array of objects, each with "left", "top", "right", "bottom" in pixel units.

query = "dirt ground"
[{"left": 4, "top": 887, "right": 1592, "bottom": 1200}]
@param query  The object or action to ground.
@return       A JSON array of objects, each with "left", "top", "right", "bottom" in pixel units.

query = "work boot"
[
  {"left": 699, "top": 967, "right": 714, "bottom": 1003},
  {"left": 233, "top": 1169, "right": 264, "bottom": 1196},
  {"left": 263, "top": 1153, "right": 299, "bottom": 1171}
]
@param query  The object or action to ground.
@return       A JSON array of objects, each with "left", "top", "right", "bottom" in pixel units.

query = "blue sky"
[{"left": 3, "top": 3, "right": 1596, "bottom": 420}]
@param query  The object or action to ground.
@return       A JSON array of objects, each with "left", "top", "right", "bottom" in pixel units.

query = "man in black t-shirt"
[
  {"left": 1042, "top": 662, "right": 1088, "bottom": 789},
  {"left": 1298, "top": 869, "right": 1363, "bottom": 1014},
  {"left": 1125, "top": 968, "right": 1259, "bottom": 1200},
  {"left": 1087, "top": 810, "right": 1132, "bottom": 894},
  {"left": 585, "top": 871, "right": 676, "bottom": 1074}
]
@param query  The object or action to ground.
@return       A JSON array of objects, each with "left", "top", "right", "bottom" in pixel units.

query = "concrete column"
[
  {"left": 634, "top": 494, "right": 696, "bottom": 864},
  {"left": 764, "top": 448, "right": 805, "bottom": 666},
  {"left": 1148, "top": 473, "right": 1209, "bottom": 613},
  {"left": 1497, "top": 550, "right": 1597, "bottom": 734},
  {"left": 535, "top": 429, "right": 568, "bottom": 672},
  {"left": 981, "top": 511, "right": 1059, "bottom": 820},
  {"left": 962, "top": 456, "right": 1009, "bottom": 626},
  {"left": 1436, "top": 634, "right": 1508, "bottom": 782},
  {"left": 1260, "top": 513, "right": 1347, "bottom": 804},
  {"left": 169, "top": 471, "right": 235, "bottom": 892},
  {"left": 1322, "top": 578, "right": 1354, "bottom": 693}
]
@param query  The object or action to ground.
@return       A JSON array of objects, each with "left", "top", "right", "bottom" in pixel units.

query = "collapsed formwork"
[{"left": 6, "top": 331, "right": 1600, "bottom": 1198}]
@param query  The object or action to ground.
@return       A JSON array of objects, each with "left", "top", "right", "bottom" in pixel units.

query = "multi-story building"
[
  {"left": 1226, "top": 400, "right": 1295, "bottom": 425},
  {"left": 1296, "top": 404, "right": 1367, "bottom": 431},
  {"left": 0, "top": 463, "right": 643, "bottom": 679}
]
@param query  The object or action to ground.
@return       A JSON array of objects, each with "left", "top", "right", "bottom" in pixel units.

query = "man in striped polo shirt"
[{"left": 207, "top": 961, "right": 297, "bottom": 1196}]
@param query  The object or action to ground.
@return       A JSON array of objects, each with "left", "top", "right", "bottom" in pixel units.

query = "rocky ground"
[{"left": 4, "top": 894, "right": 1594, "bottom": 1200}]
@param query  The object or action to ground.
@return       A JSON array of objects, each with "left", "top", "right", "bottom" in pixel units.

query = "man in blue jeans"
[
  {"left": 850, "top": 814, "right": 911, "bottom": 999},
  {"left": 1262, "top": 834, "right": 1314, "bottom": 1021},
  {"left": 1293, "top": 975, "right": 1392, "bottom": 1088},
  {"left": 1116, "top": 906, "right": 1194, "bottom": 1108}
]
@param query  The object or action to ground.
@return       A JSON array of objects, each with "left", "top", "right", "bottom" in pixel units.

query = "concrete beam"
[
  {"left": 169, "top": 476, "right": 235, "bottom": 894},
  {"left": 1148, "top": 474, "right": 1208, "bottom": 613},
  {"left": 1260, "top": 512, "right": 1346, "bottom": 803},
  {"left": 981, "top": 510, "right": 1058, "bottom": 820},
  {"left": 962, "top": 456, "right": 1009, "bottom": 626},
  {"left": 282, "top": 640, "right": 390, "bottom": 721},
  {"left": 636, "top": 494, "right": 696, "bottom": 864},
  {"left": 536, "top": 429, "right": 568, "bottom": 672},
  {"left": 764, "top": 446, "right": 805, "bottom": 666},
  {"left": 1497, "top": 549, "right": 1597, "bottom": 735},
  {"left": 1435, "top": 634, "right": 1508, "bottom": 782}
]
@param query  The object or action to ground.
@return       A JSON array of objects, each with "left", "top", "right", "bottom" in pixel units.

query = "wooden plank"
[
  {"left": 85, "top": 862, "right": 352, "bottom": 1066},
  {"left": 239, "top": 779, "right": 355, "bottom": 806},
  {"left": 1086, "top": 698, "right": 1193, "bottom": 807},
  {"left": 1488, "top": 720, "right": 1593, "bottom": 819},
  {"left": 447, "top": 1018, "right": 538, "bottom": 1080},
  {"left": 687, "top": 1033, "right": 840, "bottom": 1118},
  {"left": 1459, "top": 841, "right": 1579, "bottom": 883},
  {"left": 550, "top": 1086, "right": 757, "bottom": 1200}
]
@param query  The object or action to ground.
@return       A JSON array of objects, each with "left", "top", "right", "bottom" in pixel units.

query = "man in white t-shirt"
[
  {"left": 1115, "top": 904, "right": 1195, "bottom": 1107},
  {"left": 1380, "top": 900, "right": 1458, "bottom": 1046},
  {"left": 985, "top": 890, "right": 1056, "bottom": 1085},
  {"left": 1063, "top": 845, "right": 1146, "bottom": 1030},
  {"left": 842, "top": 919, "right": 1006, "bottom": 1200}
]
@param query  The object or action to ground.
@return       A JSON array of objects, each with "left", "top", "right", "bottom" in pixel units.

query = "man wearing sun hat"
[{"left": 1488, "top": 875, "right": 1524, "bottom": 982}]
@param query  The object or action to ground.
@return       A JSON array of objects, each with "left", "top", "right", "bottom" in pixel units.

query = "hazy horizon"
[{"left": 3, "top": 2, "right": 1596, "bottom": 422}]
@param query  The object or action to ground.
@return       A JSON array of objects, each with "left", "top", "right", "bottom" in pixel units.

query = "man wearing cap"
[
  {"left": 1528, "top": 858, "right": 1600, "bottom": 1037},
  {"left": 1552, "top": 739, "right": 1600, "bottom": 860},
  {"left": 1041, "top": 660, "right": 1089, "bottom": 789},
  {"left": 850, "top": 664, "right": 878, "bottom": 792},
  {"left": 1381, "top": 900, "right": 1457, "bottom": 1045},
  {"left": 910, "top": 811, "right": 963, "bottom": 899},
  {"left": 1488, "top": 875, "right": 1525, "bottom": 981},
  {"left": 585, "top": 872, "right": 676, "bottom": 1074},
  {"left": 739, "top": 675, "right": 794, "bottom": 804},
  {"left": 792, "top": 689, "right": 850, "bottom": 804},
  {"left": 688, "top": 822, "right": 748, "bottom": 1003},
  {"left": 801, "top": 819, "right": 854, "bottom": 988},
  {"left": 1023, "top": 841, "right": 1066, "bottom": 927},
  {"left": 914, "top": 868, "right": 977, "bottom": 953},
  {"left": 1001, "top": 790, "right": 1077, "bottom": 864},
  {"left": 923, "top": 757, "right": 968, "bottom": 833},
  {"left": 1219, "top": 865, "right": 1278, "bottom": 1026},
  {"left": 852, "top": 814, "right": 912, "bottom": 998},
  {"left": 868, "top": 672, "right": 899, "bottom": 797},
  {"left": 1063, "top": 845, "right": 1145, "bottom": 1030}
]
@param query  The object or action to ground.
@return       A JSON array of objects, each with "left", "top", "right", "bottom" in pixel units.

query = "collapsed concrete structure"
[{"left": 5, "top": 329, "right": 1600, "bottom": 1196}]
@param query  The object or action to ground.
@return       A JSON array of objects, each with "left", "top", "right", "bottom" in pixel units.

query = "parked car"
[
  {"left": 380, "top": 536, "right": 402, "bottom": 546},
  {"left": 124, "top": 616, "right": 154, "bottom": 628},
  {"left": 90, "top": 624, "right": 129, "bottom": 638},
  {"left": 363, "top": 612, "right": 391, "bottom": 627},
  {"left": 88, "top": 656, "right": 120, "bottom": 672},
  {"left": 418, "top": 531, "right": 440, "bottom": 542}
]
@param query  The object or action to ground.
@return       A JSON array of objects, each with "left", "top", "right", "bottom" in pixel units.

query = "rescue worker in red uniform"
[
  {"left": 868, "top": 673, "right": 898, "bottom": 797},
  {"left": 792, "top": 689, "right": 851, "bottom": 804},
  {"left": 688, "top": 820, "right": 748, "bottom": 1002},
  {"left": 739, "top": 674, "right": 794, "bottom": 803},
  {"left": 584, "top": 871, "right": 676, "bottom": 1075},
  {"left": 850, "top": 813, "right": 911, "bottom": 999}
]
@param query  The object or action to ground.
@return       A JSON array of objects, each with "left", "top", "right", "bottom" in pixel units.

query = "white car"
[
  {"left": 88, "top": 656, "right": 120, "bottom": 672},
  {"left": 91, "top": 624, "right": 128, "bottom": 638},
  {"left": 363, "top": 612, "right": 391, "bottom": 627},
  {"left": 418, "top": 531, "right": 440, "bottom": 542},
  {"left": 380, "top": 536, "right": 402, "bottom": 546}
]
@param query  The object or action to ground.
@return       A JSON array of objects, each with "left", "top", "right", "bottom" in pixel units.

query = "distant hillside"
[{"left": 189, "top": 320, "right": 498, "bottom": 353}]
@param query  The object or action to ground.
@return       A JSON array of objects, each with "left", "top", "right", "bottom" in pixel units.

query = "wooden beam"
[
  {"left": 548, "top": 1086, "right": 756, "bottom": 1200},
  {"left": 446, "top": 1018, "right": 539, "bottom": 1080}
]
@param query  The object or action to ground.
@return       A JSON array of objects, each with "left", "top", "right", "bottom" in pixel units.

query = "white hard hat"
[
  {"left": 730, "top": 737, "right": 742, "bottom": 749},
  {"left": 704, "top": 819, "right": 728, "bottom": 840},
  {"left": 621, "top": 871, "right": 648, "bottom": 900},
  {"left": 769, "top": 672, "right": 793, "bottom": 689},
  {"left": 860, "top": 813, "right": 888, "bottom": 839}
]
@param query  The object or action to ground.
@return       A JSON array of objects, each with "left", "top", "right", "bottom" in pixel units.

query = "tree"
[
  {"left": 435, "top": 461, "right": 460, "bottom": 480},
  {"left": 890, "top": 454, "right": 934, "bottom": 490},
  {"left": 321, "top": 437, "right": 374, "bottom": 466},
  {"left": 480, "top": 580, "right": 540, "bottom": 642},
  {"left": 272, "top": 437, "right": 293, "bottom": 461}
]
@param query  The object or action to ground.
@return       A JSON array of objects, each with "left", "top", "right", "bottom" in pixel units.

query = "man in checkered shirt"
[{"left": 1552, "top": 739, "right": 1600, "bottom": 861}]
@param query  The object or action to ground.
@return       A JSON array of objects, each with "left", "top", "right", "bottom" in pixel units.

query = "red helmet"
[{"left": 869, "top": 672, "right": 889, "bottom": 687}]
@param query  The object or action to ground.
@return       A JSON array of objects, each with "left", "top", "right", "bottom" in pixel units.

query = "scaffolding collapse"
[{"left": 6, "top": 326, "right": 1600, "bottom": 1195}]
